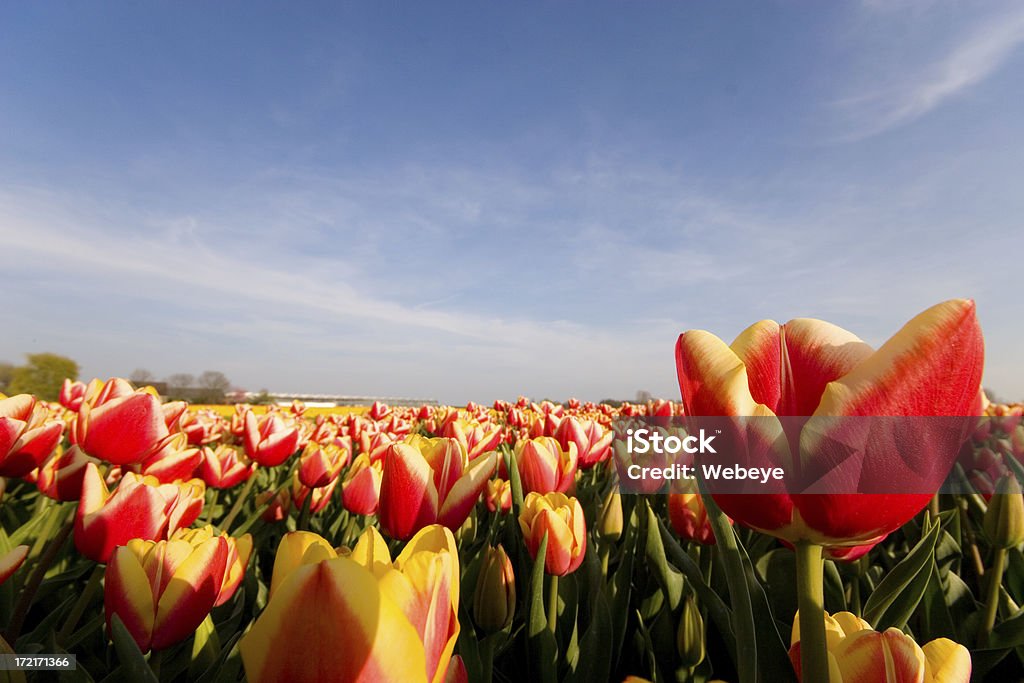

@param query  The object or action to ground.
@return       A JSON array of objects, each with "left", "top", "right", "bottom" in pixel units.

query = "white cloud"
[{"left": 836, "top": 5, "right": 1024, "bottom": 139}]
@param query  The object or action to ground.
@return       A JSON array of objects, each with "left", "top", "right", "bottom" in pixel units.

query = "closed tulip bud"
[
  {"left": 668, "top": 492, "right": 722, "bottom": 545},
  {"left": 983, "top": 474, "right": 1024, "bottom": 549},
  {"left": 473, "top": 544, "right": 516, "bottom": 634},
  {"left": 518, "top": 492, "right": 587, "bottom": 576},
  {"left": 676, "top": 595, "right": 705, "bottom": 668},
  {"left": 104, "top": 528, "right": 250, "bottom": 652},
  {"left": 599, "top": 490, "right": 623, "bottom": 540},
  {"left": 485, "top": 478, "right": 512, "bottom": 514},
  {"left": 341, "top": 453, "right": 383, "bottom": 516}
]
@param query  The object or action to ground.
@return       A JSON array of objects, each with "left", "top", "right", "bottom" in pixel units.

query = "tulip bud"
[
  {"left": 983, "top": 474, "right": 1024, "bottom": 549},
  {"left": 518, "top": 492, "right": 587, "bottom": 576},
  {"left": 599, "top": 490, "right": 622, "bottom": 540},
  {"left": 676, "top": 595, "right": 705, "bottom": 668},
  {"left": 473, "top": 544, "right": 516, "bottom": 634}
]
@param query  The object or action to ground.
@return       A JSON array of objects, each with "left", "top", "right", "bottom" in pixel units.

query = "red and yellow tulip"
[
  {"left": 674, "top": 299, "right": 984, "bottom": 552},
  {"left": 0, "top": 394, "right": 65, "bottom": 478},
  {"left": 104, "top": 526, "right": 251, "bottom": 652},
  {"left": 240, "top": 525, "right": 460, "bottom": 683},
  {"left": 789, "top": 610, "right": 971, "bottom": 682},
  {"left": 378, "top": 435, "right": 497, "bottom": 540},
  {"left": 515, "top": 436, "right": 577, "bottom": 494}
]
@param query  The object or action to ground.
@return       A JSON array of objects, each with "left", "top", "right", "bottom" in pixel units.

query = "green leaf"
[
  {"left": 508, "top": 447, "right": 525, "bottom": 514},
  {"left": 527, "top": 533, "right": 555, "bottom": 683},
  {"left": 108, "top": 614, "right": 158, "bottom": 683},
  {"left": 565, "top": 590, "right": 613, "bottom": 683},
  {"left": 189, "top": 615, "right": 221, "bottom": 677},
  {"left": 645, "top": 503, "right": 683, "bottom": 611},
  {"left": 863, "top": 517, "right": 941, "bottom": 630}
]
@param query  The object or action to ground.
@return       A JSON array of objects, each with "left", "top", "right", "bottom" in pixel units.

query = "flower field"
[{"left": 1, "top": 299, "right": 1022, "bottom": 682}]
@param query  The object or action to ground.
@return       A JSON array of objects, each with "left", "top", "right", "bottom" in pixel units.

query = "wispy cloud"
[{"left": 835, "top": 5, "right": 1024, "bottom": 139}]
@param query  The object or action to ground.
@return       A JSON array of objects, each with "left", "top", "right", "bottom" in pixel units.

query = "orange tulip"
[
  {"left": 518, "top": 492, "right": 587, "bottom": 576},
  {"left": 104, "top": 526, "right": 251, "bottom": 652},
  {"left": 74, "top": 462, "right": 205, "bottom": 562}
]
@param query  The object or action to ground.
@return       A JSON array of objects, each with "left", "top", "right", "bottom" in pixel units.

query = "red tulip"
[
  {"left": 36, "top": 445, "right": 100, "bottom": 501},
  {"left": 75, "top": 463, "right": 205, "bottom": 563},
  {"left": 341, "top": 453, "right": 382, "bottom": 516},
  {"left": 0, "top": 394, "right": 65, "bottom": 477},
  {"left": 73, "top": 379, "right": 179, "bottom": 466},
  {"left": 554, "top": 416, "right": 612, "bottom": 470},
  {"left": 515, "top": 436, "right": 577, "bottom": 494},
  {"left": 199, "top": 445, "right": 255, "bottom": 489},
  {"left": 675, "top": 299, "right": 984, "bottom": 553},
  {"left": 59, "top": 379, "right": 87, "bottom": 412},
  {"left": 243, "top": 411, "right": 300, "bottom": 467}
]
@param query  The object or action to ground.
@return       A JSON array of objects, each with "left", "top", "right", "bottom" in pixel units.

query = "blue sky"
[{"left": 2, "top": 1, "right": 1022, "bottom": 404}]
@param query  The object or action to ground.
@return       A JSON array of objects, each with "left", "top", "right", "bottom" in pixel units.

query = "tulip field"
[{"left": 2, "top": 299, "right": 1023, "bottom": 682}]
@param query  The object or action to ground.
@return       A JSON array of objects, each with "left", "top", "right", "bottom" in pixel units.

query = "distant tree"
[
  {"left": 196, "top": 370, "right": 231, "bottom": 404},
  {"left": 8, "top": 353, "right": 79, "bottom": 401},
  {"left": 0, "top": 362, "right": 14, "bottom": 394},
  {"left": 164, "top": 373, "right": 195, "bottom": 401},
  {"left": 130, "top": 368, "right": 156, "bottom": 385}
]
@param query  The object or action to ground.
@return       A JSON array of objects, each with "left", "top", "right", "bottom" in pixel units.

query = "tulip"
[
  {"left": 298, "top": 442, "right": 349, "bottom": 488},
  {"left": 129, "top": 433, "right": 202, "bottom": 483},
  {"left": 675, "top": 299, "right": 984, "bottom": 552},
  {"left": 677, "top": 595, "right": 705, "bottom": 668},
  {"left": 36, "top": 445, "right": 100, "bottom": 501},
  {"left": 598, "top": 490, "right": 623, "bottom": 540},
  {"left": 241, "top": 525, "right": 460, "bottom": 683},
  {"left": 378, "top": 436, "right": 497, "bottom": 540},
  {"left": 675, "top": 300, "right": 984, "bottom": 682},
  {"left": 179, "top": 409, "right": 225, "bottom": 446},
  {"left": 0, "top": 394, "right": 65, "bottom": 478},
  {"left": 0, "top": 545, "right": 29, "bottom": 586},
  {"left": 518, "top": 492, "right": 587, "bottom": 576},
  {"left": 75, "top": 463, "right": 205, "bottom": 563},
  {"left": 485, "top": 478, "right": 513, "bottom": 514},
  {"left": 554, "top": 415, "right": 613, "bottom": 470},
  {"left": 199, "top": 444, "right": 255, "bottom": 489},
  {"left": 515, "top": 436, "right": 577, "bottom": 494},
  {"left": 243, "top": 411, "right": 300, "bottom": 467},
  {"left": 983, "top": 473, "right": 1024, "bottom": 549},
  {"left": 668, "top": 491, "right": 722, "bottom": 545},
  {"left": 59, "top": 379, "right": 87, "bottom": 411},
  {"left": 104, "top": 527, "right": 251, "bottom": 652},
  {"left": 789, "top": 610, "right": 971, "bottom": 682},
  {"left": 341, "top": 453, "right": 382, "bottom": 516},
  {"left": 473, "top": 544, "right": 516, "bottom": 634},
  {"left": 291, "top": 472, "right": 338, "bottom": 515},
  {"left": 441, "top": 419, "right": 503, "bottom": 460}
]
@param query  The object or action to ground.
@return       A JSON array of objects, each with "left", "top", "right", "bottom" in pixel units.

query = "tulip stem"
[
  {"left": 6, "top": 519, "right": 73, "bottom": 644},
  {"left": 795, "top": 542, "right": 829, "bottom": 683},
  {"left": 979, "top": 546, "right": 1007, "bottom": 647},
  {"left": 547, "top": 574, "right": 559, "bottom": 635},
  {"left": 297, "top": 490, "right": 313, "bottom": 531},
  {"left": 56, "top": 564, "right": 104, "bottom": 646},
  {"left": 700, "top": 490, "right": 756, "bottom": 683},
  {"left": 222, "top": 473, "right": 258, "bottom": 531}
]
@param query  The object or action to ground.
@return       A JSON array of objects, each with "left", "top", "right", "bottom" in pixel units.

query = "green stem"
[
  {"left": 149, "top": 649, "right": 163, "bottom": 678},
  {"left": 56, "top": 564, "right": 104, "bottom": 645},
  {"left": 221, "top": 472, "right": 258, "bottom": 532},
  {"left": 5, "top": 520, "right": 73, "bottom": 644},
  {"left": 795, "top": 542, "right": 829, "bottom": 683},
  {"left": 979, "top": 547, "right": 1007, "bottom": 647},
  {"left": 547, "top": 573, "right": 559, "bottom": 635},
  {"left": 480, "top": 634, "right": 495, "bottom": 683},
  {"left": 701, "top": 490, "right": 757, "bottom": 683},
  {"left": 297, "top": 489, "right": 313, "bottom": 531}
]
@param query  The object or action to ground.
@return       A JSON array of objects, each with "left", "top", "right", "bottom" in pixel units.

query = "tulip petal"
[
  {"left": 351, "top": 527, "right": 393, "bottom": 579},
  {"left": 152, "top": 538, "right": 228, "bottom": 650},
  {"left": 105, "top": 546, "right": 157, "bottom": 652},
  {"left": 437, "top": 451, "right": 496, "bottom": 531},
  {"left": 731, "top": 319, "right": 872, "bottom": 417},
  {"left": 269, "top": 531, "right": 337, "bottom": 599},
  {"left": 379, "top": 444, "right": 439, "bottom": 540},
  {"left": 815, "top": 299, "right": 984, "bottom": 418},
  {"left": 84, "top": 393, "right": 168, "bottom": 464},
  {"left": 922, "top": 638, "right": 971, "bottom": 683},
  {"left": 0, "top": 545, "right": 29, "bottom": 586},
  {"left": 240, "top": 558, "right": 429, "bottom": 683}
]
